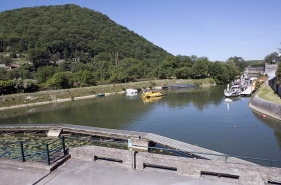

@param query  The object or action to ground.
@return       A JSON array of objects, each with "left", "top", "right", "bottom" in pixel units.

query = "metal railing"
[
  {"left": 64, "top": 136, "right": 281, "bottom": 168},
  {"left": 133, "top": 145, "right": 281, "bottom": 168},
  {"left": 64, "top": 136, "right": 127, "bottom": 148},
  {"left": 0, "top": 136, "right": 66, "bottom": 165},
  {"left": 1, "top": 135, "right": 281, "bottom": 168}
]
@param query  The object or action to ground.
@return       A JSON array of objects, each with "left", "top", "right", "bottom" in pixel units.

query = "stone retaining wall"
[
  {"left": 268, "top": 77, "right": 281, "bottom": 98},
  {"left": 69, "top": 146, "right": 281, "bottom": 185},
  {"left": 249, "top": 94, "right": 281, "bottom": 120}
]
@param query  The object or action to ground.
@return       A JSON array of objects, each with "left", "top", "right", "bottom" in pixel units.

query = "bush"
[
  {"left": 0, "top": 80, "right": 16, "bottom": 95},
  {"left": 23, "top": 80, "right": 38, "bottom": 92},
  {"left": 47, "top": 72, "right": 73, "bottom": 89},
  {"left": 149, "top": 81, "right": 156, "bottom": 88}
]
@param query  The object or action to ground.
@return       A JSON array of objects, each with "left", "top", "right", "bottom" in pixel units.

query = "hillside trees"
[
  {"left": 226, "top": 56, "right": 247, "bottom": 72},
  {"left": 264, "top": 52, "right": 278, "bottom": 64}
]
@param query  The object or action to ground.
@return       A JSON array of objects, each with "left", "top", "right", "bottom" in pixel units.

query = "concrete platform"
[
  {"left": 43, "top": 159, "right": 236, "bottom": 185},
  {"left": 0, "top": 165, "right": 47, "bottom": 185},
  {"left": 0, "top": 154, "right": 71, "bottom": 172}
]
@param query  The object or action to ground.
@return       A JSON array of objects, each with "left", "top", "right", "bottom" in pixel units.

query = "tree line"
[{"left": 0, "top": 4, "right": 251, "bottom": 95}]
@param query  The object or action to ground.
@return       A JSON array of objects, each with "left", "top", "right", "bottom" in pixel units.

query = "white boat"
[
  {"left": 126, "top": 88, "right": 138, "bottom": 94},
  {"left": 224, "top": 84, "right": 242, "bottom": 97},
  {"left": 126, "top": 92, "right": 138, "bottom": 97},
  {"left": 224, "top": 98, "right": 233, "bottom": 102}
]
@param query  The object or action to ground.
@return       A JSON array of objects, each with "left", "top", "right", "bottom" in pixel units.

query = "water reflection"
[
  {"left": 251, "top": 109, "right": 281, "bottom": 150},
  {"left": 0, "top": 85, "right": 280, "bottom": 161}
]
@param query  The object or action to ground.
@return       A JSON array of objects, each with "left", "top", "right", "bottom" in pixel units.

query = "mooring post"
[
  {"left": 62, "top": 136, "right": 66, "bottom": 155},
  {"left": 45, "top": 144, "right": 50, "bottom": 165},
  {"left": 128, "top": 139, "right": 134, "bottom": 170},
  {"left": 225, "top": 155, "right": 228, "bottom": 162},
  {"left": 19, "top": 142, "right": 25, "bottom": 162}
]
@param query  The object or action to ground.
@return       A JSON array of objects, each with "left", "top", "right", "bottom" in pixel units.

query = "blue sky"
[{"left": 0, "top": 0, "right": 280, "bottom": 61}]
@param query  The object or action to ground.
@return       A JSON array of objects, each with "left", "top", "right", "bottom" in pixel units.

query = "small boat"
[
  {"left": 224, "top": 84, "right": 242, "bottom": 97},
  {"left": 162, "top": 84, "right": 195, "bottom": 89},
  {"left": 96, "top": 93, "right": 105, "bottom": 97},
  {"left": 142, "top": 96, "right": 162, "bottom": 103},
  {"left": 126, "top": 92, "right": 138, "bottom": 97},
  {"left": 141, "top": 91, "right": 165, "bottom": 98},
  {"left": 126, "top": 88, "right": 138, "bottom": 94}
]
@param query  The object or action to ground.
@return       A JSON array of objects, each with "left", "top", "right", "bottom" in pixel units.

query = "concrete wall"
[
  {"left": 246, "top": 67, "right": 264, "bottom": 74},
  {"left": 70, "top": 146, "right": 132, "bottom": 169},
  {"left": 249, "top": 94, "right": 281, "bottom": 120},
  {"left": 70, "top": 146, "right": 281, "bottom": 185},
  {"left": 269, "top": 77, "right": 281, "bottom": 98}
]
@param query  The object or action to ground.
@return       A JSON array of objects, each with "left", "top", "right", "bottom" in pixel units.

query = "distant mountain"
[{"left": 0, "top": 4, "right": 170, "bottom": 62}]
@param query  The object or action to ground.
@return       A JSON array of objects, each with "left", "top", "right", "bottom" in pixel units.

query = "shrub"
[{"left": 0, "top": 80, "right": 16, "bottom": 95}]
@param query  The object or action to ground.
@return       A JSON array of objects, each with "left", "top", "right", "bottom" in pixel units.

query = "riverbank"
[
  {"left": 249, "top": 84, "right": 281, "bottom": 120},
  {"left": 0, "top": 78, "right": 216, "bottom": 110}
]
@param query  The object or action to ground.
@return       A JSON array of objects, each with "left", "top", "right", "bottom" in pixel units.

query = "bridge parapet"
[{"left": 70, "top": 145, "right": 281, "bottom": 185}]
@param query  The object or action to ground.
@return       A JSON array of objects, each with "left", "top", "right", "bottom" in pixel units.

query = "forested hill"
[{"left": 0, "top": 4, "right": 169, "bottom": 61}]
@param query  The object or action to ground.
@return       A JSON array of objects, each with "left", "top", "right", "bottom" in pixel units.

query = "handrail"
[
  {"left": 1, "top": 136, "right": 281, "bottom": 168},
  {"left": 132, "top": 145, "right": 281, "bottom": 167},
  {"left": 64, "top": 136, "right": 127, "bottom": 146},
  {"left": 0, "top": 137, "right": 66, "bottom": 165}
]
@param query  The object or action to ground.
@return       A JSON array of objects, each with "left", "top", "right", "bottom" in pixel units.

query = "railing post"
[
  {"left": 62, "top": 136, "right": 66, "bottom": 155},
  {"left": 19, "top": 142, "right": 25, "bottom": 162},
  {"left": 225, "top": 155, "right": 228, "bottom": 162},
  {"left": 45, "top": 144, "right": 50, "bottom": 165}
]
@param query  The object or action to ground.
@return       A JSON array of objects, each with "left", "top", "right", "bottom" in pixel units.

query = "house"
[{"left": 7, "top": 64, "right": 19, "bottom": 70}]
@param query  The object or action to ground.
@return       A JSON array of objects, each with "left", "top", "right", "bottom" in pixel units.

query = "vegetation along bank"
[{"left": 0, "top": 79, "right": 215, "bottom": 109}]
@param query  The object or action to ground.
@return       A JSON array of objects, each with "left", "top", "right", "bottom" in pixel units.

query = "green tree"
[
  {"left": 175, "top": 67, "right": 191, "bottom": 79},
  {"left": 82, "top": 70, "right": 91, "bottom": 84},
  {"left": 264, "top": 52, "right": 278, "bottom": 64},
  {"left": 276, "top": 62, "right": 281, "bottom": 81},
  {"left": 191, "top": 57, "right": 209, "bottom": 78},
  {"left": 0, "top": 80, "right": 16, "bottom": 95},
  {"left": 226, "top": 56, "right": 247, "bottom": 72},
  {"left": 36, "top": 66, "right": 57, "bottom": 83},
  {"left": 28, "top": 47, "right": 50, "bottom": 69},
  {"left": 47, "top": 72, "right": 73, "bottom": 89},
  {"left": 208, "top": 62, "right": 229, "bottom": 84},
  {"left": 3, "top": 56, "right": 12, "bottom": 66}
]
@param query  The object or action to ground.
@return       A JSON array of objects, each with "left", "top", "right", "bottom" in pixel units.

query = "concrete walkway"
[
  {"left": 42, "top": 159, "right": 235, "bottom": 185},
  {"left": 0, "top": 165, "right": 47, "bottom": 185},
  {"left": 0, "top": 159, "right": 237, "bottom": 185}
]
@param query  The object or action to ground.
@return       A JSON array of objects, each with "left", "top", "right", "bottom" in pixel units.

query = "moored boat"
[
  {"left": 96, "top": 93, "right": 105, "bottom": 97},
  {"left": 162, "top": 84, "right": 195, "bottom": 89},
  {"left": 141, "top": 91, "right": 165, "bottom": 98},
  {"left": 126, "top": 88, "right": 138, "bottom": 94},
  {"left": 224, "top": 84, "right": 242, "bottom": 97}
]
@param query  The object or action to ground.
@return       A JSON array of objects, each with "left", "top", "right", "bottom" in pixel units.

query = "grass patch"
[{"left": 258, "top": 84, "right": 281, "bottom": 105}]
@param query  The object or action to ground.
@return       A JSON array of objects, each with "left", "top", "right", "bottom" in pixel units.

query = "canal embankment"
[
  {"left": 249, "top": 84, "right": 281, "bottom": 120},
  {"left": 0, "top": 78, "right": 216, "bottom": 110}
]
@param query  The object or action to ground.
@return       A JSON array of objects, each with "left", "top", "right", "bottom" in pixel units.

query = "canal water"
[{"left": 0, "top": 85, "right": 281, "bottom": 163}]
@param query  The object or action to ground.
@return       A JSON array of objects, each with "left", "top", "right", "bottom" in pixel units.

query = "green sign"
[{"left": 128, "top": 139, "right": 132, "bottom": 148}]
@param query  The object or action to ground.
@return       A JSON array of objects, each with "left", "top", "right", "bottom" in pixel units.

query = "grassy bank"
[
  {"left": 258, "top": 84, "right": 281, "bottom": 105},
  {"left": 0, "top": 78, "right": 216, "bottom": 108}
]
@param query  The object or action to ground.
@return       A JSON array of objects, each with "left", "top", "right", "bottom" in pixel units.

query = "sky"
[{"left": 0, "top": 0, "right": 280, "bottom": 61}]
